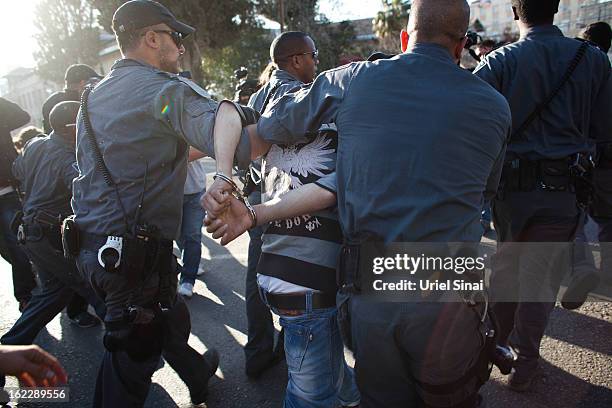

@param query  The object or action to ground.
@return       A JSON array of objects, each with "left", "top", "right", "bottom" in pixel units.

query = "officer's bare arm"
[
  {"left": 212, "top": 103, "right": 270, "bottom": 176},
  {"left": 204, "top": 103, "right": 271, "bottom": 216},
  {"left": 205, "top": 183, "right": 336, "bottom": 246}
]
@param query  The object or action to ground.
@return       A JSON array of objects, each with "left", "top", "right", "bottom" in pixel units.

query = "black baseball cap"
[
  {"left": 49, "top": 101, "right": 80, "bottom": 132},
  {"left": 112, "top": 0, "right": 195, "bottom": 37},
  {"left": 64, "top": 64, "right": 102, "bottom": 84}
]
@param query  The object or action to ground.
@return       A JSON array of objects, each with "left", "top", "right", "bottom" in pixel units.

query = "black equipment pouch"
[
  {"left": 336, "top": 243, "right": 363, "bottom": 352},
  {"left": 590, "top": 144, "right": 612, "bottom": 217},
  {"left": 337, "top": 244, "right": 362, "bottom": 294},
  {"left": 103, "top": 306, "right": 165, "bottom": 362},
  {"left": 336, "top": 292, "right": 353, "bottom": 351},
  {"left": 10, "top": 211, "right": 23, "bottom": 236},
  {"left": 120, "top": 238, "right": 148, "bottom": 285},
  {"left": 539, "top": 159, "right": 570, "bottom": 191},
  {"left": 501, "top": 160, "right": 537, "bottom": 193},
  {"left": 119, "top": 225, "right": 160, "bottom": 287},
  {"left": 61, "top": 215, "right": 80, "bottom": 259}
]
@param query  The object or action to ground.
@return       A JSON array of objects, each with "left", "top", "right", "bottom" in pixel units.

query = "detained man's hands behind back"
[
  {"left": 204, "top": 195, "right": 252, "bottom": 245},
  {"left": 201, "top": 179, "right": 233, "bottom": 218}
]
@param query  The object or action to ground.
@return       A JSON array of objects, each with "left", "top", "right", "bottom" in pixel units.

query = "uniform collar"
[
  {"left": 49, "top": 131, "right": 75, "bottom": 151},
  {"left": 270, "top": 69, "right": 301, "bottom": 85},
  {"left": 408, "top": 43, "right": 455, "bottom": 64},
  {"left": 112, "top": 58, "right": 165, "bottom": 73},
  {"left": 521, "top": 24, "right": 564, "bottom": 40}
]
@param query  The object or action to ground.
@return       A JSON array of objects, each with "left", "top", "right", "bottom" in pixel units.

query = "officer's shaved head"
[
  {"left": 511, "top": 0, "right": 560, "bottom": 25},
  {"left": 407, "top": 0, "right": 470, "bottom": 46},
  {"left": 270, "top": 31, "right": 311, "bottom": 65}
]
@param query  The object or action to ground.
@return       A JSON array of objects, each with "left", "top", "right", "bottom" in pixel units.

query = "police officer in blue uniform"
[
  {"left": 474, "top": 0, "right": 612, "bottom": 392},
  {"left": 205, "top": 0, "right": 511, "bottom": 406},
  {"left": 69, "top": 1, "right": 256, "bottom": 406},
  {"left": 1, "top": 101, "right": 105, "bottom": 347},
  {"left": 0, "top": 97, "right": 36, "bottom": 312}
]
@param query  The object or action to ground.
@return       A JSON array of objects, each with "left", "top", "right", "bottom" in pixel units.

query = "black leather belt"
[{"left": 264, "top": 291, "right": 337, "bottom": 310}]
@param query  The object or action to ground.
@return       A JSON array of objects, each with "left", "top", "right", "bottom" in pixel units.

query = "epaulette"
[{"left": 156, "top": 71, "right": 212, "bottom": 99}]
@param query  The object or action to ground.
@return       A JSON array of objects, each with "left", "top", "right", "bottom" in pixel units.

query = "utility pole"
[{"left": 279, "top": 0, "right": 285, "bottom": 32}]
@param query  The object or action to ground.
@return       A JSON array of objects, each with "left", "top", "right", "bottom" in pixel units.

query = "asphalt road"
[{"left": 0, "top": 159, "right": 610, "bottom": 407}]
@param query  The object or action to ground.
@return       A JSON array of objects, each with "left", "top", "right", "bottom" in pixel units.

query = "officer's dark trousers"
[
  {"left": 0, "top": 191, "right": 35, "bottom": 303},
  {"left": 77, "top": 247, "right": 214, "bottom": 407},
  {"left": 348, "top": 295, "right": 485, "bottom": 408},
  {"left": 491, "top": 190, "right": 579, "bottom": 369},
  {"left": 1, "top": 235, "right": 106, "bottom": 345},
  {"left": 595, "top": 217, "right": 612, "bottom": 285},
  {"left": 245, "top": 223, "right": 277, "bottom": 370},
  {"left": 574, "top": 215, "right": 612, "bottom": 286}
]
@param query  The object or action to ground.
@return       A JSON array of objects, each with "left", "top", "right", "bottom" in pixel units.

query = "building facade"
[
  {"left": 470, "top": 0, "right": 612, "bottom": 44},
  {"left": 1, "top": 68, "right": 60, "bottom": 130}
]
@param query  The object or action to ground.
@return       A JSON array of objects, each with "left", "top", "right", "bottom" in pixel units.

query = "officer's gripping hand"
[
  {"left": 0, "top": 345, "right": 68, "bottom": 387},
  {"left": 204, "top": 195, "right": 252, "bottom": 246},
  {"left": 201, "top": 178, "right": 235, "bottom": 218}
]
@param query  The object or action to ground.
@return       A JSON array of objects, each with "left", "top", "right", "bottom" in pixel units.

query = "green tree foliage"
[
  {"left": 201, "top": 29, "right": 272, "bottom": 98},
  {"left": 257, "top": 0, "right": 320, "bottom": 32},
  {"left": 257, "top": 1, "right": 359, "bottom": 72},
  {"left": 373, "top": 0, "right": 411, "bottom": 52},
  {"left": 88, "top": 0, "right": 260, "bottom": 84},
  {"left": 34, "top": 0, "right": 101, "bottom": 83}
]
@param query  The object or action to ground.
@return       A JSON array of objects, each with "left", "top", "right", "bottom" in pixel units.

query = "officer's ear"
[
  {"left": 142, "top": 30, "right": 161, "bottom": 50},
  {"left": 453, "top": 36, "right": 469, "bottom": 62},
  {"left": 400, "top": 30, "right": 409, "bottom": 53}
]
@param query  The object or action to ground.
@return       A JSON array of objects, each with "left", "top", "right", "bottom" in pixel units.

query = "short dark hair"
[
  {"left": 270, "top": 31, "right": 311, "bottom": 65},
  {"left": 579, "top": 21, "right": 612, "bottom": 53},
  {"left": 115, "top": 27, "right": 148, "bottom": 54},
  {"left": 15, "top": 126, "right": 42, "bottom": 151},
  {"left": 511, "top": 0, "right": 560, "bottom": 24}
]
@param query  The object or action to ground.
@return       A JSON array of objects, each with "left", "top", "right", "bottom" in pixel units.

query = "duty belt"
[
  {"left": 501, "top": 153, "right": 594, "bottom": 193},
  {"left": 79, "top": 232, "right": 172, "bottom": 252}
]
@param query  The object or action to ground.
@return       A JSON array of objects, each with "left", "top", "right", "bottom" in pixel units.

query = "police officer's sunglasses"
[
  {"left": 150, "top": 30, "right": 184, "bottom": 48},
  {"left": 279, "top": 50, "right": 319, "bottom": 60}
]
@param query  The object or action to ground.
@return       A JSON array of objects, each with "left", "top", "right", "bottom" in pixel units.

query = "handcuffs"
[{"left": 213, "top": 172, "right": 257, "bottom": 229}]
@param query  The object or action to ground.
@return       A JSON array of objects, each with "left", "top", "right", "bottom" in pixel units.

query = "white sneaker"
[
  {"left": 196, "top": 268, "right": 206, "bottom": 276},
  {"left": 178, "top": 282, "right": 194, "bottom": 298}
]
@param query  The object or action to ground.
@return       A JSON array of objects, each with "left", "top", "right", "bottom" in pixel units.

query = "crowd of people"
[{"left": 0, "top": 0, "right": 610, "bottom": 407}]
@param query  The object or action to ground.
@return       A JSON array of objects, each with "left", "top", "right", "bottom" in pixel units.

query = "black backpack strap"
[{"left": 512, "top": 41, "right": 589, "bottom": 142}]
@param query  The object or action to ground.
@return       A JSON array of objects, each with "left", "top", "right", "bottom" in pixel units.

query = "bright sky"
[{"left": 0, "top": 0, "right": 382, "bottom": 78}]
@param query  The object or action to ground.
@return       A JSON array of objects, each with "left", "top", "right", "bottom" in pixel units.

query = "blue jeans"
[
  {"left": 262, "top": 291, "right": 360, "bottom": 408},
  {"left": 177, "top": 192, "right": 205, "bottom": 285}
]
